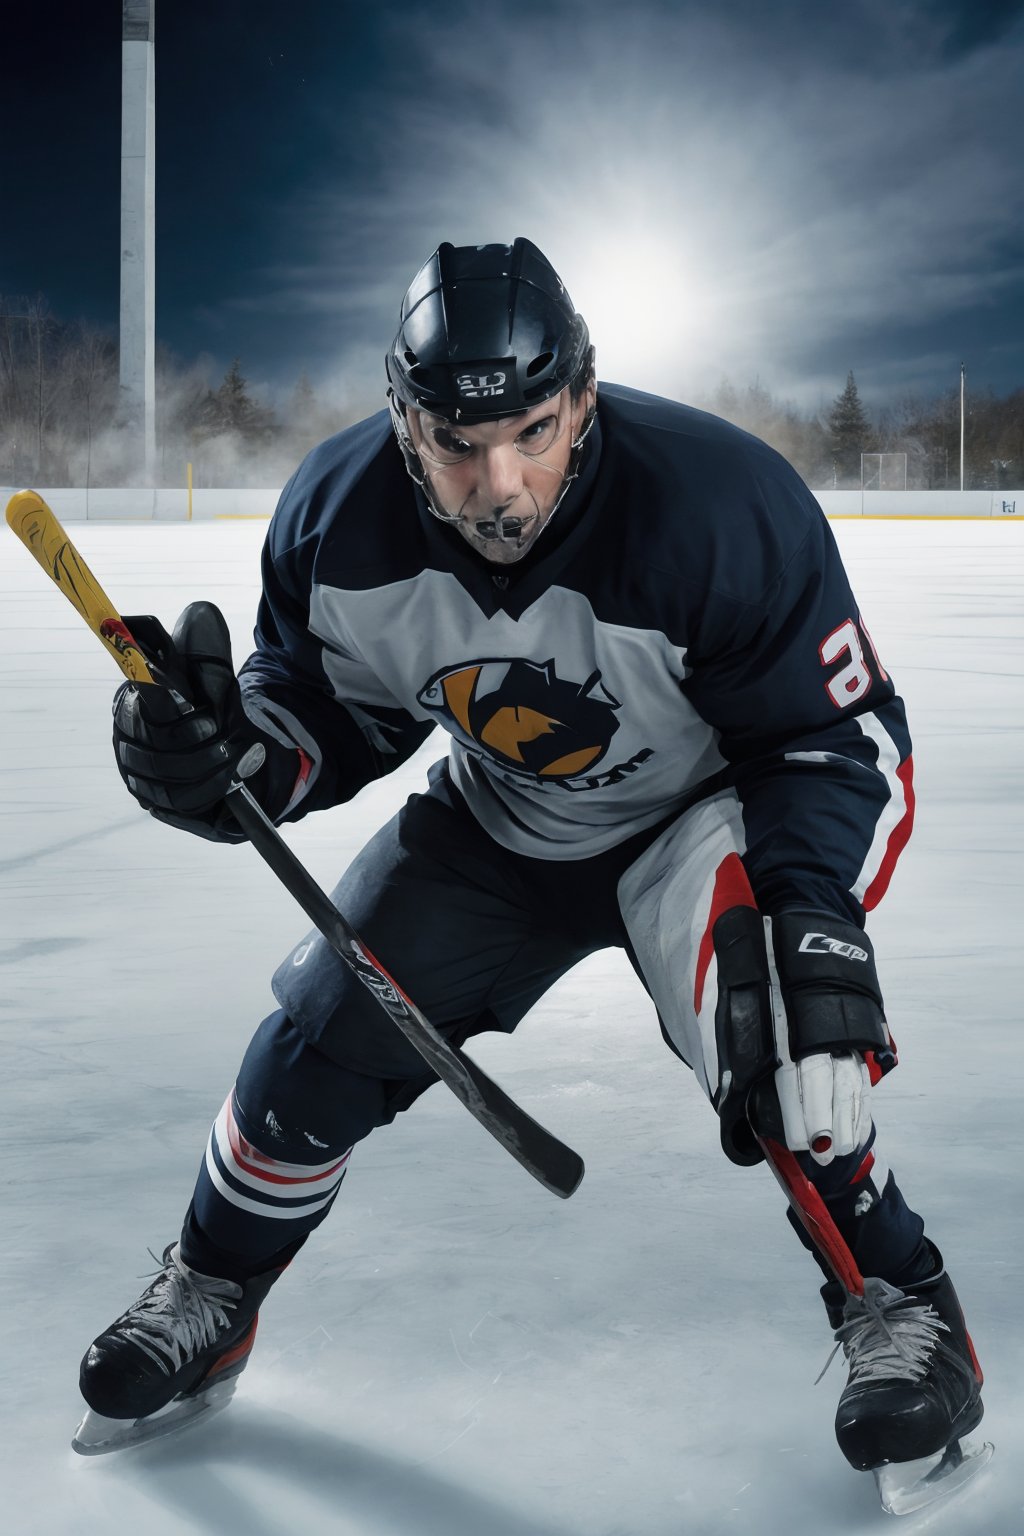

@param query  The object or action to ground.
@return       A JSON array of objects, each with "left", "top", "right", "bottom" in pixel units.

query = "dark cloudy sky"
[{"left": 3, "top": 0, "right": 1023, "bottom": 412}]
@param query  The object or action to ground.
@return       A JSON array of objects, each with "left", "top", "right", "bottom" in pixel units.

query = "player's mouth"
[{"left": 471, "top": 511, "right": 539, "bottom": 544}]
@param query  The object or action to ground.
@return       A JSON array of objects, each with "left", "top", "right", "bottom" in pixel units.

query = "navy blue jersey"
[{"left": 239, "top": 384, "right": 913, "bottom": 925}]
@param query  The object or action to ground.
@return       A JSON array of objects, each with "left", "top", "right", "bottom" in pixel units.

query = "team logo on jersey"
[
  {"left": 456, "top": 370, "right": 506, "bottom": 398},
  {"left": 417, "top": 658, "right": 622, "bottom": 779}
]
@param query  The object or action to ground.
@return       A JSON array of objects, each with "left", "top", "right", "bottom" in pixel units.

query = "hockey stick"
[
  {"left": 6, "top": 490, "right": 585, "bottom": 1199},
  {"left": 746, "top": 1078, "right": 865, "bottom": 1297}
]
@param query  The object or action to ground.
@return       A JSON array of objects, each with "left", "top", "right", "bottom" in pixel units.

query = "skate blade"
[
  {"left": 71, "top": 1376, "right": 238, "bottom": 1456},
  {"left": 874, "top": 1436, "right": 994, "bottom": 1515}
]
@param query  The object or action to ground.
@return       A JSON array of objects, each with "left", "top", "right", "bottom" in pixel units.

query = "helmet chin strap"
[{"left": 387, "top": 389, "right": 597, "bottom": 547}]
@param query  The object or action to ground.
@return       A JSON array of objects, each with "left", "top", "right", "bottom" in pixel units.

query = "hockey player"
[{"left": 76, "top": 238, "right": 986, "bottom": 1508}]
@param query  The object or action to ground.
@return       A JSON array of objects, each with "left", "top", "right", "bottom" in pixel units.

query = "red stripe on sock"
[{"left": 224, "top": 1098, "right": 350, "bottom": 1186}]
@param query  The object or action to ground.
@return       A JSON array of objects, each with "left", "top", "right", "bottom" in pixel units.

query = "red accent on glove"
[
  {"left": 864, "top": 1029, "right": 898, "bottom": 1086},
  {"left": 292, "top": 748, "right": 313, "bottom": 796}
]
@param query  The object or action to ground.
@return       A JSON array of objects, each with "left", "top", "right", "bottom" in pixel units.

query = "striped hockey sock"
[{"left": 187, "top": 1089, "right": 351, "bottom": 1272}]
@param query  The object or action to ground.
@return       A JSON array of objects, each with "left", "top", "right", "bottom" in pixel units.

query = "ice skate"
[
  {"left": 73, "top": 1243, "right": 282, "bottom": 1455},
  {"left": 821, "top": 1255, "right": 992, "bottom": 1514}
]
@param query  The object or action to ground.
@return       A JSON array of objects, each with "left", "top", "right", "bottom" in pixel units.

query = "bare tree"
[{"left": 2, "top": 289, "right": 1021, "bottom": 492}]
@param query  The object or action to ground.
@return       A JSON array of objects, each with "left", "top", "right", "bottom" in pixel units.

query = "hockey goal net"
[{"left": 861, "top": 452, "right": 907, "bottom": 492}]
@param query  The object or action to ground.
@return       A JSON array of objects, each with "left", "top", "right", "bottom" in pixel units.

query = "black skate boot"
[
  {"left": 73, "top": 1243, "right": 284, "bottom": 1455},
  {"left": 822, "top": 1249, "right": 991, "bottom": 1513}
]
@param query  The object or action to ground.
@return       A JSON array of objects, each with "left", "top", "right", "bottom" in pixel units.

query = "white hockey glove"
[
  {"left": 765, "top": 912, "right": 893, "bottom": 1169},
  {"left": 774, "top": 1048, "right": 872, "bottom": 1167}
]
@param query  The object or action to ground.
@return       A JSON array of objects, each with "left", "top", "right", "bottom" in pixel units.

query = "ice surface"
[{"left": 1, "top": 518, "right": 1021, "bottom": 1534}]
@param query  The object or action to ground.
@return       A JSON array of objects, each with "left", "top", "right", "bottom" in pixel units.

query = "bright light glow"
[{"left": 549, "top": 225, "right": 728, "bottom": 396}]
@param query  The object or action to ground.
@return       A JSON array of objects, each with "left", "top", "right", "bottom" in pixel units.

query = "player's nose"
[{"left": 476, "top": 443, "right": 524, "bottom": 505}]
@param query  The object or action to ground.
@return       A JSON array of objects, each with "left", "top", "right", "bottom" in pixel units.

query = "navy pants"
[{"left": 182, "top": 761, "right": 930, "bottom": 1290}]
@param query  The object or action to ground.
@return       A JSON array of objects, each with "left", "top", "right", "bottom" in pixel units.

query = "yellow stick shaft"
[{"left": 5, "top": 490, "right": 156, "bottom": 684}]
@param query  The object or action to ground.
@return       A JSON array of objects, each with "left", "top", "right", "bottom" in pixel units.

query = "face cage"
[{"left": 387, "top": 379, "right": 597, "bottom": 538}]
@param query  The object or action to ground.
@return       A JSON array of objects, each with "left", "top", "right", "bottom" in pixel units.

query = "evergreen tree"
[
  {"left": 290, "top": 373, "right": 316, "bottom": 420},
  {"left": 5, "top": 288, "right": 1023, "bottom": 490},
  {"left": 711, "top": 377, "right": 738, "bottom": 419},
  {"left": 187, "top": 386, "right": 227, "bottom": 443},
  {"left": 827, "top": 371, "right": 872, "bottom": 485},
  {"left": 217, "top": 359, "right": 258, "bottom": 436},
  {"left": 176, "top": 358, "right": 275, "bottom": 446},
  {"left": 287, "top": 372, "right": 325, "bottom": 458}
]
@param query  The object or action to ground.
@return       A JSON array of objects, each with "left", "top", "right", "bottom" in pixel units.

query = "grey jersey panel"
[{"left": 309, "top": 572, "right": 725, "bottom": 858}]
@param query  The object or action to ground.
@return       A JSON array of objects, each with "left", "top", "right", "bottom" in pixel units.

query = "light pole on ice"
[
  {"left": 964, "top": 359, "right": 970, "bottom": 491},
  {"left": 119, "top": 0, "right": 156, "bottom": 483}
]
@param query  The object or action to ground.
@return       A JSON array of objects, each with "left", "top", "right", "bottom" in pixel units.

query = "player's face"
[{"left": 406, "top": 381, "right": 596, "bottom": 565}]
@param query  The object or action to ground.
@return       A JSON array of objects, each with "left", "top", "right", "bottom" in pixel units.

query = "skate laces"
[
  {"left": 119, "top": 1245, "right": 243, "bottom": 1376},
  {"left": 816, "top": 1277, "right": 948, "bottom": 1387}
]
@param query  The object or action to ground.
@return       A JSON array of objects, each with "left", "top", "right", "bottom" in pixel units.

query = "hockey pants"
[{"left": 182, "top": 761, "right": 932, "bottom": 1288}]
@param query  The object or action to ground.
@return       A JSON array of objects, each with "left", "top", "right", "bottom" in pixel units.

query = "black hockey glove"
[
  {"left": 711, "top": 906, "right": 896, "bottom": 1168},
  {"left": 112, "top": 600, "right": 302, "bottom": 842}
]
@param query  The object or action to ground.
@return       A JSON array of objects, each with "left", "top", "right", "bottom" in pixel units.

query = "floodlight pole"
[
  {"left": 119, "top": 0, "right": 156, "bottom": 483},
  {"left": 964, "top": 360, "right": 970, "bottom": 491}
]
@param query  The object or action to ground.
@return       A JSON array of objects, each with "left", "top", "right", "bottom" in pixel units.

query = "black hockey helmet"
[{"left": 386, "top": 237, "right": 591, "bottom": 424}]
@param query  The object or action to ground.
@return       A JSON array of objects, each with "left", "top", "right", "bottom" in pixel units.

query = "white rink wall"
[
  {"left": 3, "top": 485, "right": 1021, "bottom": 520},
  {"left": 0, "top": 486, "right": 280, "bottom": 520},
  {"left": 815, "top": 488, "right": 1022, "bottom": 518}
]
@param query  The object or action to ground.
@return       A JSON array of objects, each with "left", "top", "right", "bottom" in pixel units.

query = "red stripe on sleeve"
[{"left": 862, "top": 754, "right": 916, "bottom": 912}]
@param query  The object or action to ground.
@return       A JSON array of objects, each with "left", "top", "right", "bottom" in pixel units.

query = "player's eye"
[
  {"left": 516, "top": 415, "right": 558, "bottom": 455},
  {"left": 430, "top": 427, "right": 473, "bottom": 460}
]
